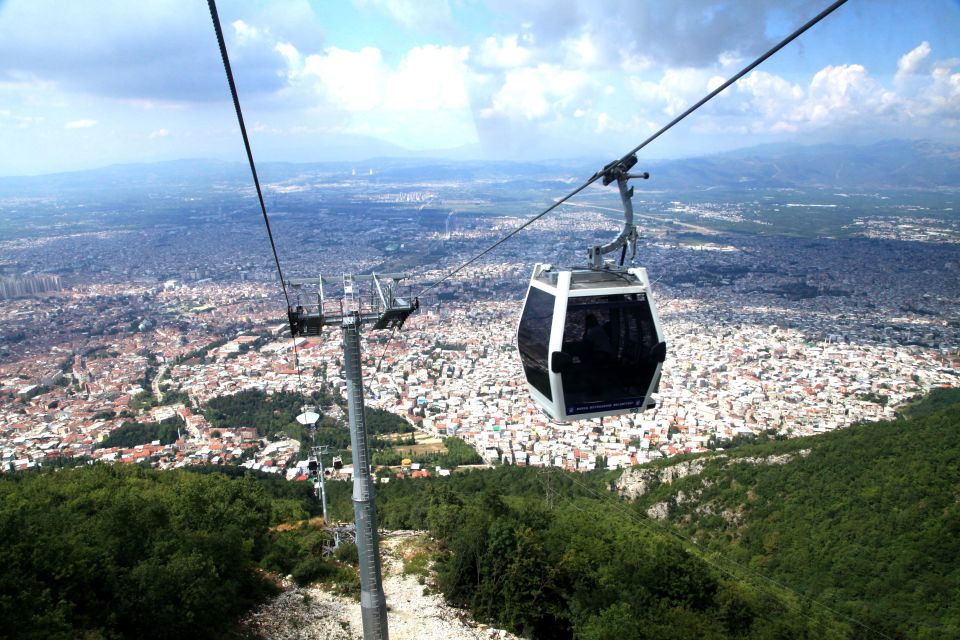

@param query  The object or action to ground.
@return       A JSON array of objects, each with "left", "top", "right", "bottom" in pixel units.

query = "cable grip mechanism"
[{"left": 588, "top": 154, "right": 649, "bottom": 269}]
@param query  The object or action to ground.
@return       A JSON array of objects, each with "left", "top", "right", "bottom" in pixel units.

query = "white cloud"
[
  {"left": 274, "top": 42, "right": 302, "bottom": 69},
  {"left": 269, "top": 39, "right": 478, "bottom": 149},
  {"left": 738, "top": 70, "right": 804, "bottom": 120},
  {"left": 0, "top": 109, "right": 43, "bottom": 129},
  {"left": 562, "top": 32, "right": 598, "bottom": 68},
  {"left": 900, "top": 57, "right": 960, "bottom": 124},
  {"left": 477, "top": 35, "right": 532, "bottom": 69},
  {"left": 803, "top": 64, "right": 890, "bottom": 124},
  {"left": 65, "top": 119, "right": 97, "bottom": 129},
  {"left": 1, "top": 0, "right": 957, "bottom": 172},
  {"left": 595, "top": 112, "right": 609, "bottom": 134},
  {"left": 721, "top": 47, "right": 959, "bottom": 136},
  {"left": 718, "top": 64, "right": 889, "bottom": 134},
  {"left": 385, "top": 45, "right": 470, "bottom": 111},
  {"left": 282, "top": 43, "right": 471, "bottom": 114},
  {"left": 300, "top": 46, "right": 386, "bottom": 111},
  {"left": 481, "top": 64, "right": 593, "bottom": 120},
  {"left": 630, "top": 67, "right": 721, "bottom": 117},
  {"left": 897, "top": 41, "right": 932, "bottom": 77},
  {"left": 707, "top": 75, "right": 726, "bottom": 93},
  {"left": 485, "top": 0, "right": 815, "bottom": 69},
  {"left": 232, "top": 19, "right": 262, "bottom": 45},
  {"left": 618, "top": 50, "right": 654, "bottom": 74}
]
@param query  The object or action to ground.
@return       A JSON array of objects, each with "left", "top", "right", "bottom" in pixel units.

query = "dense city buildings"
[{"left": 1, "top": 161, "right": 957, "bottom": 476}]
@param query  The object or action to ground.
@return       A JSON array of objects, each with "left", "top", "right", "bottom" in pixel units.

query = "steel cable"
[{"left": 207, "top": 0, "right": 290, "bottom": 309}]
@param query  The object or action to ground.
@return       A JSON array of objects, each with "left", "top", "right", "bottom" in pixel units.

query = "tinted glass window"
[
  {"left": 559, "top": 293, "right": 659, "bottom": 415},
  {"left": 517, "top": 287, "right": 554, "bottom": 401}
]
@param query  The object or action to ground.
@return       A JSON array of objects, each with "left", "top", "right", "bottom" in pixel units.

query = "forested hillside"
[
  {"left": 0, "top": 464, "right": 355, "bottom": 640},
  {"left": 621, "top": 388, "right": 960, "bottom": 639},
  {"left": 376, "top": 469, "right": 845, "bottom": 638}
]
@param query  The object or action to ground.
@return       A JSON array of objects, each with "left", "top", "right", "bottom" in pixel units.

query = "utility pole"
[
  {"left": 288, "top": 273, "right": 417, "bottom": 640},
  {"left": 310, "top": 444, "right": 330, "bottom": 525},
  {"left": 297, "top": 409, "right": 330, "bottom": 525}
]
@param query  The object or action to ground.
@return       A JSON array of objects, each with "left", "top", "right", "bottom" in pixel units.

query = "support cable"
[
  {"left": 615, "top": 0, "right": 849, "bottom": 165},
  {"left": 416, "top": 179, "right": 597, "bottom": 297},
  {"left": 207, "top": 0, "right": 311, "bottom": 427},
  {"left": 292, "top": 338, "right": 307, "bottom": 399},
  {"left": 373, "top": 326, "right": 399, "bottom": 377},
  {"left": 416, "top": 0, "right": 848, "bottom": 298},
  {"left": 207, "top": 0, "right": 290, "bottom": 309}
]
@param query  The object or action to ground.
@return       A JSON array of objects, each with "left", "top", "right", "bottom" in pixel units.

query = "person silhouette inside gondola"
[
  {"left": 581, "top": 313, "right": 615, "bottom": 397},
  {"left": 584, "top": 313, "right": 614, "bottom": 360}
]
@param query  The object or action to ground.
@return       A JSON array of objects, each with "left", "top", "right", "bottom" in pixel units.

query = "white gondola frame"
[{"left": 517, "top": 263, "right": 665, "bottom": 422}]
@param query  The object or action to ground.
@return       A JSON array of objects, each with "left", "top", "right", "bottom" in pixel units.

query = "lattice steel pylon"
[{"left": 287, "top": 273, "right": 418, "bottom": 640}]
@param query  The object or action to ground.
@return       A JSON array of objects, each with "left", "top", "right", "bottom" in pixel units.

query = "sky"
[{"left": 1, "top": 0, "right": 959, "bottom": 176}]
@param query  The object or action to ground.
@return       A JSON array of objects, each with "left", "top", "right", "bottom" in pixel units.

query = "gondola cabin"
[{"left": 517, "top": 263, "right": 666, "bottom": 422}]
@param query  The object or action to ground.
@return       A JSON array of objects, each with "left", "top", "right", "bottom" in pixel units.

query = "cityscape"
[{"left": 1, "top": 152, "right": 958, "bottom": 480}]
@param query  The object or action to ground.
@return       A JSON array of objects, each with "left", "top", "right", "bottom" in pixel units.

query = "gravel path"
[{"left": 244, "top": 531, "right": 519, "bottom": 640}]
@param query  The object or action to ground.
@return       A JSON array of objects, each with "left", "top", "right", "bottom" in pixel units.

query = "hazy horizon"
[{"left": 2, "top": 136, "right": 957, "bottom": 181}]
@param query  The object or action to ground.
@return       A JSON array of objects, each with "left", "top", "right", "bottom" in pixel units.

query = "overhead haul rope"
[
  {"left": 416, "top": 0, "right": 848, "bottom": 298},
  {"left": 207, "top": 0, "right": 290, "bottom": 309},
  {"left": 207, "top": 0, "right": 310, "bottom": 407}
]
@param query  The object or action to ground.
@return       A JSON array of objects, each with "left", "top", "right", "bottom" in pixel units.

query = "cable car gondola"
[{"left": 517, "top": 155, "right": 666, "bottom": 422}]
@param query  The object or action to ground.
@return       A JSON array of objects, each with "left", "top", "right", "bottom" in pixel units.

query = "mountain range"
[{"left": 1, "top": 139, "right": 957, "bottom": 197}]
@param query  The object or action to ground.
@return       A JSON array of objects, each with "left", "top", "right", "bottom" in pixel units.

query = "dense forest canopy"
[
  {"left": 368, "top": 468, "right": 846, "bottom": 638},
  {"left": 0, "top": 463, "right": 361, "bottom": 639},
  {"left": 97, "top": 415, "right": 185, "bottom": 449},
  {"left": 202, "top": 389, "right": 326, "bottom": 441},
  {"left": 0, "top": 465, "right": 275, "bottom": 639},
  {"left": 624, "top": 387, "right": 960, "bottom": 639}
]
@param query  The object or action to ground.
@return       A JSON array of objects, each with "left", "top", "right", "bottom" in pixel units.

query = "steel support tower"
[
  {"left": 287, "top": 273, "right": 417, "bottom": 640},
  {"left": 342, "top": 313, "right": 387, "bottom": 639}
]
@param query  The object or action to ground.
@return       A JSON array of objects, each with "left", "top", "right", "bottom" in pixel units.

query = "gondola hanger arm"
[{"left": 589, "top": 154, "right": 650, "bottom": 269}]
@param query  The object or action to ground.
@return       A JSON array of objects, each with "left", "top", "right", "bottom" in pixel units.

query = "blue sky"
[{"left": 1, "top": 0, "right": 959, "bottom": 175}]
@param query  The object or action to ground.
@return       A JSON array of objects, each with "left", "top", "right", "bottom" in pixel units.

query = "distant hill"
[
  {"left": 0, "top": 158, "right": 252, "bottom": 198},
  {"left": 645, "top": 139, "right": 960, "bottom": 190},
  {"left": 617, "top": 387, "right": 960, "bottom": 639},
  {"left": 1, "top": 139, "right": 957, "bottom": 197}
]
